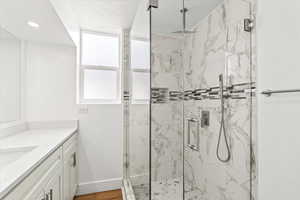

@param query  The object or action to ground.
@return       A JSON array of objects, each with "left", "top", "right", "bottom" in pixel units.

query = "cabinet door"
[
  {"left": 70, "top": 150, "right": 78, "bottom": 197},
  {"left": 45, "top": 170, "right": 63, "bottom": 200},
  {"left": 24, "top": 189, "right": 45, "bottom": 200},
  {"left": 23, "top": 161, "right": 62, "bottom": 200},
  {"left": 63, "top": 141, "right": 78, "bottom": 200}
]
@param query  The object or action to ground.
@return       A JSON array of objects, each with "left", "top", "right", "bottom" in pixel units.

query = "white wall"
[
  {"left": 26, "top": 42, "right": 77, "bottom": 121},
  {"left": 25, "top": 41, "right": 123, "bottom": 194},
  {"left": 77, "top": 104, "right": 123, "bottom": 194},
  {"left": 257, "top": 1, "right": 300, "bottom": 199},
  {"left": 0, "top": 30, "right": 21, "bottom": 123}
]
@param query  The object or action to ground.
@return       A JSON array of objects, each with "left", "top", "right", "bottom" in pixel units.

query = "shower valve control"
[{"left": 201, "top": 111, "right": 210, "bottom": 128}]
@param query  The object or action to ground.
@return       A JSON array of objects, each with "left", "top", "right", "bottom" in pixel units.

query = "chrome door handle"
[
  {"left": 187, "top": 118, "right": 200, "bottom": 151},
  {"left": 46, "top": 189, "right": 53, "bottom": 200},
  {"left": 72, "top": 152, "right": 77, "bottom": 167},
  {"left": 49, "top": 189, "right": 53, "bottom": 200}
]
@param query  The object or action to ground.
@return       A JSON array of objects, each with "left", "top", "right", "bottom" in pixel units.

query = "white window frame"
[
  {"left": 79, "top": 30, "right": 121, "bottom": 104},
  {"left": 130, "top": 37, "right": 150, "bottom": 104}
]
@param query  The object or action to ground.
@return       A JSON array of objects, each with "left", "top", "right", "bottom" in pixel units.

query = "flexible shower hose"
[{"left": 216, "top": 74, "right": 231, "bottom": 163}]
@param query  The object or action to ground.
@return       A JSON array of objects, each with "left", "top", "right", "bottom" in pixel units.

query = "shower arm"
[{"left": 180, "top": 8, "right": 188, "bottom": 32}]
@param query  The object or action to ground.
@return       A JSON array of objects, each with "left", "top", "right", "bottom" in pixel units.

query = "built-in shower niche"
[{"left": 186, "top": 118, "right": 200, "bottom": 151}]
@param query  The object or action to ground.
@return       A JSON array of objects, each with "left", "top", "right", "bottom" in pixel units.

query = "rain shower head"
[{"left": 172, "top": 7, "right": 196, "bottom": 34}]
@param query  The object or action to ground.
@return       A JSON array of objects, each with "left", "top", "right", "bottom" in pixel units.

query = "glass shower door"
[
  {"left": 125, "top": 1, "right": 151, "bottom": 200},
  {"left": 149, "top": 0, "right": 255, "bottom": 200},
  {"left": 150, "top": 1, "right": 184, "bottom": 200},
  {"left": 183, "top": 0, "right": 256, "bottom": 200}
]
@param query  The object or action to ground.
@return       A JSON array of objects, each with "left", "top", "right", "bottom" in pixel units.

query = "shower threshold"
[
  {"left": 123, "top": 178, "right": 182, "bottom": 200},
  {"left": 122, "top": 179, "right": 137, "bottom": 200}
]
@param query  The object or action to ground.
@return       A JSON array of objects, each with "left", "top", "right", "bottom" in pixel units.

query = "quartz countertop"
[{"left": 0, "top": 122, "right": 77, "bottom": 199}]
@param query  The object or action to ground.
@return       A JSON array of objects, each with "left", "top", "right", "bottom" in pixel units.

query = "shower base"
[
  {"left": 127, "top": 178, "right": 182, "bottom": 200},
  {"left": 151, "top": 178, "right": 182, "bottom": 200},
  {"left": 132, "top": 184, "right": 149, "bottom": 200}
]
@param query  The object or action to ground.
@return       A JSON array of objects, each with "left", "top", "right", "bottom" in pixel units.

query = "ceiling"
[
  {"left": 0, "top": 0, "right": 141, "bottom": 46},
  {"left": 152, "top": 0, "right": 224, "bottom": 34},
  {"left": 0, "top": 0, "right": 74, "bottom": 46},
  {"left": 131, "top": 0, "right": 150, "bottom": 39},
  {"left": 69, "top": 0, "right": 141, "bottom": 32},
  {"left": 0, "top": 0, "right": 224, "bottom": 45}
]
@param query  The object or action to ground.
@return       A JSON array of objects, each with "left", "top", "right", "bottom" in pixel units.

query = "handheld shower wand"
[{"left": 216, "top": 74, "right": 231, "bottom": 163}]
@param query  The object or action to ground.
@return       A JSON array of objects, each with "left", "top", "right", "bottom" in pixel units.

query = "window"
[
  {"left": 131, "top": 39, "right": 150, "bottom": 103},
  {"left": 80, "top": 31, "right": 120, "bottom": 103}
]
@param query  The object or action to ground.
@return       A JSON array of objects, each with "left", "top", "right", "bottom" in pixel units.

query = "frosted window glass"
[
  {"left": 132, "top": 72, "right": 150, "bottom": 100},
  {"left": 131, "top": 40, "right": 150, "bottom": 69},
  {"left": 82, "top": 33, "right": 119, "bottom": 67},
  {"left": 84, "top": 69, "right": 118, "bottom": 99}
]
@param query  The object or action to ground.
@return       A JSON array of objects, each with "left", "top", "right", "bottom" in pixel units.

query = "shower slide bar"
[{"left": 261, "top": 89, "right": 300, "bottom": 97}]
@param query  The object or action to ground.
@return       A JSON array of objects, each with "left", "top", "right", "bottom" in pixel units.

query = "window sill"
[{"left": 79, "top": 99, "right": 122, "bottom": 105}]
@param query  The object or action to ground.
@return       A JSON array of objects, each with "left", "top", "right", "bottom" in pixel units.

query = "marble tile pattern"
[
  {"left": 131, "top": 179, "right": 182, "bottom": 200},
  {"left": 150, "top": 34, "right": 184, "bottom": 200},
  {"left": 183, "top": 1, "right": 257, "bottom": 200},
  {"left": 133, "top": 184, "right": 149, "bottom": 200},
  {"left": 151, "top": 34, "right": 184, "bottom": 182},
  {"left": 123, "top": 29, "right": 131, "bottom": 178},
  {"left": 151, "top": 178, "right": 182, "bottom": 200}
]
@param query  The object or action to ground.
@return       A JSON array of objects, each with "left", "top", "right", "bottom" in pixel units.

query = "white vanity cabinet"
[
  {"left": 23, "top": 156, "right": 63, "bottom": 200},
  {"left": 3, "top": 132, "right": 78, "bottom": 200}
]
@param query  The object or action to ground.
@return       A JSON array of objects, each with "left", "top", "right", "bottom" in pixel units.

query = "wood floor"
[{"left": 74, "top": 189, "right": 123, "bottom": 200}]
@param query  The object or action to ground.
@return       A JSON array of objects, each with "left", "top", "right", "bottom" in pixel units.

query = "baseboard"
[{"left": 77, "top": 178, "right": 122, "bottom": 195}]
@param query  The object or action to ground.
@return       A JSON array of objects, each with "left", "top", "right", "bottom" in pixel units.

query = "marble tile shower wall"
[
  {"left": 183, "top": 1, "right": 257, "bottom": 200},
  {"left": 151, "top": 34, "right": 184, "bottom": 182}
]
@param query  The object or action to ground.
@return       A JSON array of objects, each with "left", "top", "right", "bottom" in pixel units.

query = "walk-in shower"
[{"left": 123, "top": 0, "right": 256, "bottom": 199}]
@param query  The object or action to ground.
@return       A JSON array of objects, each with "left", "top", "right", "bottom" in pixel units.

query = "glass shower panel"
[
  {"left": 183, "top": 1, "right": 255, "bottom": 200},
  {"left": 150, "top": 0, "right": 184, "bottom": 200},
  {"left": 126, "top": 0, "right": 151, "bottom": 200}
]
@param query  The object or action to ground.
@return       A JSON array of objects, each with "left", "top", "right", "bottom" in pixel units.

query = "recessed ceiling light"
[{"left": 27, "top": 21, "right": 40, "bottom": 29}]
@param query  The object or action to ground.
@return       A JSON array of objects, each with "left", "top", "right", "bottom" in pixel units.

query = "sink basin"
[{"left": 0, "top": 146, "right": 37, "bottom": 170}]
